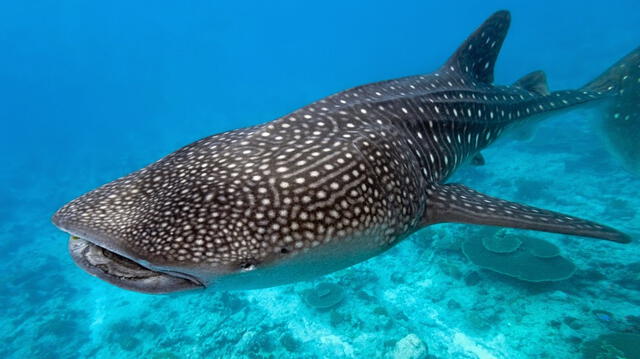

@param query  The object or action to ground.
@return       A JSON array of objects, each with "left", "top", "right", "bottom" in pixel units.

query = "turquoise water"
[{"left": 1, "top": 1, "right": 639, "bottom": 358}]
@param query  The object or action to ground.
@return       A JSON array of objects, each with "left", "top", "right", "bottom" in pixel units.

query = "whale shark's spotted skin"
[{"left": 53, "top": 11, "right": 637, "bottom": 293}]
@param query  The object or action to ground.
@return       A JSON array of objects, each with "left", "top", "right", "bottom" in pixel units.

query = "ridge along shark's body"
[{"left": 53, "top": 11, "right": 638, "bottom": 294}]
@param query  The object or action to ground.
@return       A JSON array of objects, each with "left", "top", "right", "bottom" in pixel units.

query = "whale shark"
[{"left": 52, "top": 10, "right": 637, "bottom": 293}]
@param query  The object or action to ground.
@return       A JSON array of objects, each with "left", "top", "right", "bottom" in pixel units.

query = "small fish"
[{"left": 52, "top": 10, "right": 637, "bottom": 293}]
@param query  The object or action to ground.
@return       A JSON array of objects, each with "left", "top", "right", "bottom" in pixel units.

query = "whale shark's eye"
[
  {"left": 280, "top": 248, "right": 289, "bottom": 254},
  {"left": 240, "top": 261, "right": 256, "bottom": 271}
]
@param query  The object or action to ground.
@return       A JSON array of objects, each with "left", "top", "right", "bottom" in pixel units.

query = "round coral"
[
  {"left": 303, "top": 282, "right": 345, "bottom": 310},
  {"left": 525, "top": 237, "right": 560, "bottom": 258},
  {"left": 482, "top": 231, "right": 522, "bottom": 253},
  {"left": 462, "top": 235, "right": 575, "bottom": 282}
]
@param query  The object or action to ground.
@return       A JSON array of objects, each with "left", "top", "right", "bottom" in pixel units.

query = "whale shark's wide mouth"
[{"left": 68, "top": 236, "right": 203, "bottom": 294}]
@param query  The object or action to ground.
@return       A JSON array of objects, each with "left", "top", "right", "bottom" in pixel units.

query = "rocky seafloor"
[{"left": 1, "top": 116, "right": 639, "bottom": 359}]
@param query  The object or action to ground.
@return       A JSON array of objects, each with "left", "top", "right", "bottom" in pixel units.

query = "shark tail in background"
[{"left": 583, "top": 47, "right": 640, "bottom": 176}]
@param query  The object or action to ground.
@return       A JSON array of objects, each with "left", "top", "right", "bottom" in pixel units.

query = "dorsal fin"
[
  {"left": 443, "top": 10, "right": 511, "bottom": 83},
  {"left": 514, "top": 70, "right": 550, "bottom": 95}
]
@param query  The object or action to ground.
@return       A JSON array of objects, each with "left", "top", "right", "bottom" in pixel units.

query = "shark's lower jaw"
[{"left": 68, "top": 237, "right": 203, "bottom": 294}]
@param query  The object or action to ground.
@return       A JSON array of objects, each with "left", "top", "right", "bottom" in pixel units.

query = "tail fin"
[{"left": 583, "top": 47, "right": 640, "bottom": 175}]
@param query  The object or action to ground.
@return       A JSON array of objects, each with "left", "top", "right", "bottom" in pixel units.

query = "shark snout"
[{"left": 52, "top": 205, "right": 203, "bottom": 294}]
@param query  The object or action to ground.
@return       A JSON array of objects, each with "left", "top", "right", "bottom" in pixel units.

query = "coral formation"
[
  {"left": 302, "top": 282, "right": 345, "bottom": 310},
  {"left": 462, "top": 234, "right": 576, "bottom": 282},
  {"left": 481, "top": 229, "right": 522, "bottom": 253},
  {"left": 524, "top": 237, "right": 560, "bottom": 258},
  {"left": 392, "top": 334, "right": 428, "bottom": 359}
]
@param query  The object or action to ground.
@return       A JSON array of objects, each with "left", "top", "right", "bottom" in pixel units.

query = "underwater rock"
[
  {"left": 392, "top": 334, "right": 428, "bottom": 359},
  {"left": 462, "top": 234, "right": 576, "bottom": 282},
  {"left": 302, "top": 282, "right": 345, "bottom": 310},
  {"left": 582, "top": 332, "right": 640, "bottom": 359}
]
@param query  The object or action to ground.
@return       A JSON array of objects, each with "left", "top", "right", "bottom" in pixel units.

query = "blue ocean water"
[{"left": 1, "top": 1, "right": 639, "bottom": 358}]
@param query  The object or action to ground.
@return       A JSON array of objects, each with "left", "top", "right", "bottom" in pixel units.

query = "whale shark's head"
[
  {"left": 52, "top": 158, "right": 226, "bottom": 294},
  {"left": 52, "top": 129, "right": 289, "bottom": 294}
]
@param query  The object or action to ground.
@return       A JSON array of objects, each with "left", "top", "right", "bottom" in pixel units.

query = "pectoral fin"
[{"left": 423, "top": 184, "right": 630, "bottom": 243}]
